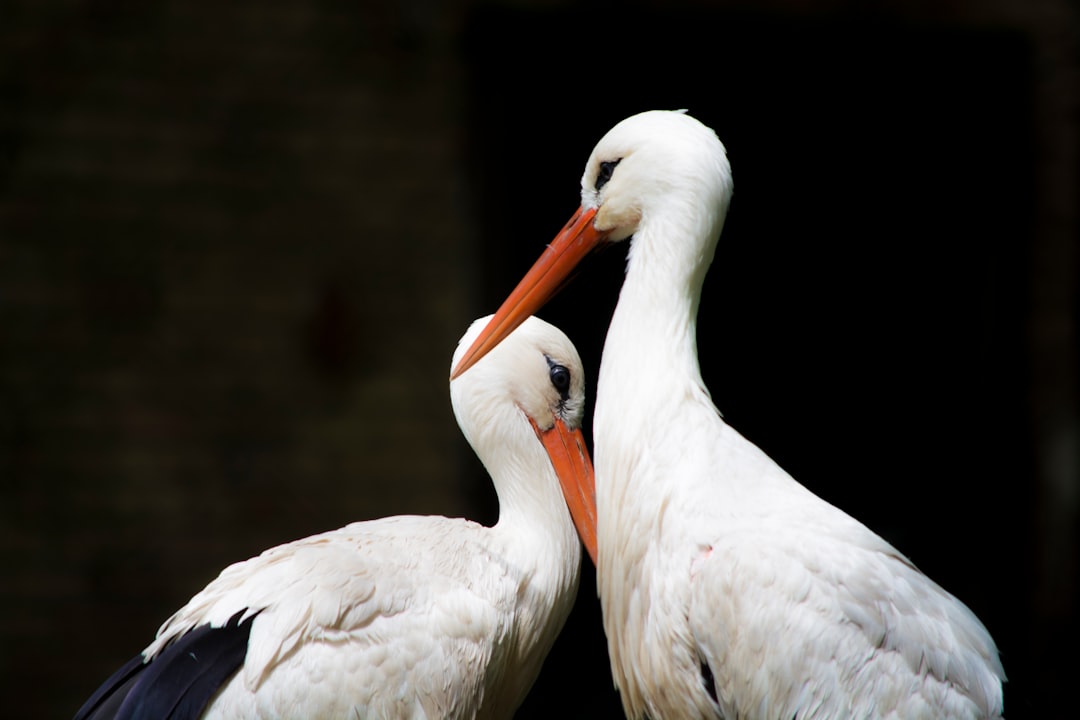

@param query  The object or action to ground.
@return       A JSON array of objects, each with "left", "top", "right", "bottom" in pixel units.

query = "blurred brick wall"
[{"left": 0, "top": 1, "right": 482, "bottom": 716}]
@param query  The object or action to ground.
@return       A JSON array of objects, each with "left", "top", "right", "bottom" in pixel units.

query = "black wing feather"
[
  {"left": 73, "top": 654, "right": 147, "bottom": 720},
  {"left": 73, "top": 610, "right": 257, "bottom": 720}
]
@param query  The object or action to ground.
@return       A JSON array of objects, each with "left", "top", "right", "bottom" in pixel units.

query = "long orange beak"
[
  {"left": 451, "top": 206, "right": 608, "bottom": 380},
  {"left": 531, "top": 416, "right": 598, "bottom": 565}
]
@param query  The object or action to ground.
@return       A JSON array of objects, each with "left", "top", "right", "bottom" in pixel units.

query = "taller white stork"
[
  {"left": 74, "top": 314, "right": 597, "bottom": 720},
  {"left": 452, "top": 110, "right": 1005, "bottom": 719}
]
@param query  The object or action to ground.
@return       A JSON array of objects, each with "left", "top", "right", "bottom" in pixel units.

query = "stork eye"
[
  {"left": 548, "top": 364, "right": 571, "bottom": 400},
  {"left": 596, "top": 159, "right": 621, "bottom": 192}
]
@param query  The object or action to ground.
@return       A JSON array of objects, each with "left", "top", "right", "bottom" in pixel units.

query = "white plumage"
[
  {"left": 452, "top": 110, "right": 1005, "bottom": 719},
  {"left": 75, "top": 315, "right": 596, "bottom": 720}
]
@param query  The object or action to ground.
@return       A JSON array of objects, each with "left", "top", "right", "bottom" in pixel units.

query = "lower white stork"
[
  {"left": 74, "top": 315, "right": 597, "bottom": 720},
  {"left": 453, "top": 110, "right": 1006, "bottom": 719}
]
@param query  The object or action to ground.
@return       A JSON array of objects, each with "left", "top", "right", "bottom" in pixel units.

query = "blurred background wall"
[{"left": 1, "top": 0, "right": 1074, "bottom": 717}]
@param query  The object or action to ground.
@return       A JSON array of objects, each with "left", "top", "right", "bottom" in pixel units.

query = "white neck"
[
  {"left": 595, "top": 206, "right": 724, "bottom": 443},
  {"left": 489, "top": 438, "right": 581, "bottom": 567},
  {"left": 486, "top": 432, "right": 581, "bottom": 686},
  {"left": 455, "top": 387, "right": 581, "bottom": 575}
]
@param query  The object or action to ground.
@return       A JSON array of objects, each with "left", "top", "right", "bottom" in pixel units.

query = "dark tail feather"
[
  {"left": 74, "top": 610, "right": 257, "bottom": 720},
  {"left": 73, "top": 654, "right": 148, "bottom": 720}
]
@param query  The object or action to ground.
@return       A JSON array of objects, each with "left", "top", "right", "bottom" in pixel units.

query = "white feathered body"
[
  {"left": 585, "top": 111, "right": 1004, "bottom": 720},
  {"left": 143, "top": 512, "right": 578, "bottom": 720}
]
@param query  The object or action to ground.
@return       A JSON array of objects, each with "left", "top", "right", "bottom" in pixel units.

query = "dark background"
[{"left": 1, "top": 1, "right": 1074, "bottom": 718}]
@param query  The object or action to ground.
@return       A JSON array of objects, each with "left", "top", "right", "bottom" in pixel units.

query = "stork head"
[
  {"left": 581, "top": 109, "right": 731, "bottom": 243},
  {"left": 450, "top": 315, "right": 597, "bottom": 563},
  {"left": 451, "top": 110, "right": 731, "bottom": 380}
]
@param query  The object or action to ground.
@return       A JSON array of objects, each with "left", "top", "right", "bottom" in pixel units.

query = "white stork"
[
  {"left": 452, "top": 110, "right": 1005, "bottom": 719},
  {"left": 74, "top": 314, "right": 597, "bottom": 720}
]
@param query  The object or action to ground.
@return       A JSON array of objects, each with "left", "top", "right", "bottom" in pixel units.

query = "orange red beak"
[
  {"left": 531, "top": 416, "right": 597, "bottom": 565},
  {"left": 450, "top": 206, "right": 608, "bottom": 380}
]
